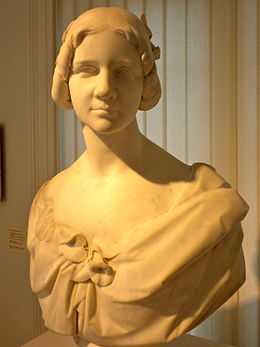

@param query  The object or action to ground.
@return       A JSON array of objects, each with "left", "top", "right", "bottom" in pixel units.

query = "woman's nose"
[{"left": 94, "top": 69, "right": 117, "bottom": 101}]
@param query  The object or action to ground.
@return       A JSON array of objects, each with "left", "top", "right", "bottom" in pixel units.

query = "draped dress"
[{"left": 27, "top": 162, "right": 249, "bottom": 346}]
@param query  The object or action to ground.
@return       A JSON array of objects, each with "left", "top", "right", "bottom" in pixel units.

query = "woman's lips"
[
  {"left": 91, "top": 107, "right": 117, "bottom": 113},
  {"left": 91, "top": 108, "right": 118, "bottom": 118}
]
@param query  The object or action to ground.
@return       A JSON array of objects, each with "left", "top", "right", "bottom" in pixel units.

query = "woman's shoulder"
[
  {"left": 36, "top": 155, "right": 83, "bottom": 203},
  {"left": 28, "top": 162, "right": 77, "bottom": 227},
  {"left": 145, "top": 143, "right": 239, "bottom": 208},
  {"left": 189, "top": 161, "right": 231, "bottom": 190},
  {"left": 143, "top": 138, "right": 227, "bottom": 189},
  {"left": 27, "top": 163, "right": 80, "bottom": 249},
  {"left": 141, "top": 139, "right": 191, "bottom": 184}
]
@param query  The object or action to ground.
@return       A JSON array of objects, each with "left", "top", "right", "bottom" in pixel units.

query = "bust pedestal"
[{"left": 21, "top": 331, "right": 234, "bottom": 347}]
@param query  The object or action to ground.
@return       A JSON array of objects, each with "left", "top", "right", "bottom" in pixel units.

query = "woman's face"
[{"left": 68, "top": 30, "right": 143, "bottom": 134}]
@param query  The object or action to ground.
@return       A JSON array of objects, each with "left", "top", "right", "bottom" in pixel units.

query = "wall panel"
[
  {"left": 124, "top": 0, "right": 147, "bottom": 134},
  {"left": 145, "top": 0, "right": 164, "bottom": 147},
  {"left": 0, "top": 0, "right": 57, "bottom": 345},
  {"left": 187, "top": 0, "right": 211, "bottom": 165},
  {"left": 237, "top": 1, "right": 259, "bottom": 347},
  {"left": 166, "top": 0, "right": 187, "bottom": 161},
  {"left": 210, "top": 1, "right": 238, "bottom": 344},
  {"left": 56, "top": 0, "right": 78, "bottom": 168}
]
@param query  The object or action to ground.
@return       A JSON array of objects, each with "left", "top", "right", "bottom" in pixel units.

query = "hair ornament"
[{"left": 140, "top": 13, "right": 160, "bottom": 61}]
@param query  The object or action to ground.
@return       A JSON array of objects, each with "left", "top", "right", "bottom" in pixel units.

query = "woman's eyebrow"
[
  {"left": 72, "top": 60, "right": 97, "bottom": 69},
  {"left": 113, "top": 58, "right": 133, "bottom": 66},
  {"left": 72, "top": 60, "right": 99, "bottom": 74},
  {"left": 73, "top": 58, "right": 133, "bottom": 67}
]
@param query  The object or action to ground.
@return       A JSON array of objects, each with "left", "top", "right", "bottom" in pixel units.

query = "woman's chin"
[
  {"left": 88, "top": 118, "right": 120, "bottom": 134},
  {"left": 81, "top": 117, "right": 136, "bottom": 135}
]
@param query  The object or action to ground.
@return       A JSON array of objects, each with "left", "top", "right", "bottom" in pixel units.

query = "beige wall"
[
  {"left": 0, "top": 1, "right": 34, "bottom": 346},
  {"left": 0, "top": 1, "right": 56, "bottom": 346}
]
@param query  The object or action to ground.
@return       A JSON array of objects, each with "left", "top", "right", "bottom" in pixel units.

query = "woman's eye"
[
  {"left": 115, "top": 67, "right": 130, "bottom": 76},
  {"left": 78, "top": 65, "right": 98, "bottom": 76},
  {"left": 116, "top": 66, "right": 129, "bottom": 73}
]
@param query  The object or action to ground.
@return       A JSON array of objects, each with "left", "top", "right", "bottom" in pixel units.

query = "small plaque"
[{"left": 8, "top": 228, "right": 25, "bottom": 251}]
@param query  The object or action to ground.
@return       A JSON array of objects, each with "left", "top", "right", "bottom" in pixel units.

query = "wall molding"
[{"left": 27, "top": 0, "right": 57, "bottom": 336}]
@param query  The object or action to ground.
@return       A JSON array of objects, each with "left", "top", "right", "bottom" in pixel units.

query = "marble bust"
[{"left": 27, "top": 6, "right": 249, "bottom": 347}]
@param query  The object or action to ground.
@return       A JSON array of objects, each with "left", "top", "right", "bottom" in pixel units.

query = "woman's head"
[{"left": 52, "top": 6, "right": 161, "bottom": 112}]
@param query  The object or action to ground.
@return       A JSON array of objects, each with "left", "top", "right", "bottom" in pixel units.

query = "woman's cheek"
[{"left": 77, "top": 97, "right": 91, "bottom": 119}]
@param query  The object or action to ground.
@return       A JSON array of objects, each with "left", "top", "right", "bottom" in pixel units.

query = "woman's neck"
[{"left": 82, "top": 120, "right": 146, "bottom": 178}]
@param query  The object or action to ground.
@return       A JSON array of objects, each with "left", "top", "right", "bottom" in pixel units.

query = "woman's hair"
[{"left": 51, "top": 7, "right": 161, "bottom": 111}]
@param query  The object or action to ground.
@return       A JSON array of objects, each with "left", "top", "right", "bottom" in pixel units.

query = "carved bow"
[{"left": 58, "top": 234, "right": 115, "bottom": 287}]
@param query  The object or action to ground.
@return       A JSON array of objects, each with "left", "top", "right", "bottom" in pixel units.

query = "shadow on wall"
[
  {"left": 206, "top": 245, "right": 260, "bottom": 345},
  {"left": 0, "top": 124, "right": 6, "bottom": 201}
]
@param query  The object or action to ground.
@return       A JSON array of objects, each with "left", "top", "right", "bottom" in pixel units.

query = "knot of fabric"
[{"left": 58, "top": 234, "right": 115, "bottom": 287}]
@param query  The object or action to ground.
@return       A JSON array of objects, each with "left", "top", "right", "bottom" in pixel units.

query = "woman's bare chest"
[{"left": 53, "top": 177, "right": 176, "bottom": 243}]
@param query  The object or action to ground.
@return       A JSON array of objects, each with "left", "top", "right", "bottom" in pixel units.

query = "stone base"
[{"left": 21, "top": 331, "right": 234, "bottom": 347}]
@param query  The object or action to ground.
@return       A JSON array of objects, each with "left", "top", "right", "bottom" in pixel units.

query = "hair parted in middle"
[{"left": 51, "top": 6, "right": 161, "bottom": 112}]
